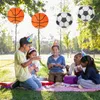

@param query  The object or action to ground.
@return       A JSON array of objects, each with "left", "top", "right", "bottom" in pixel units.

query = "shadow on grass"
[
  {"left": 0, "top": 88, "right": 100, "bottom": 100},
  {"left": 11, "top": 89, "right": 43, "bottom": 100},
  {"left": 0, "top": 88, "right": 43, "bottom": 100}
]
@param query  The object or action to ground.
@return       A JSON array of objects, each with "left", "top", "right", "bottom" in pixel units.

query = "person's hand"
[
  {"left": 29, "top": 67, "right": 34, "bottom": 73},
  {"left": 77, "top": 66, "right": 82, "bottom": 71},
  {"left": 33, "top": 65, "right": 37, "bottom": 69},
  {"left": 56, "top": 63, "right": 63, "bottom": 68},
  {"left": 34, "top": 67, "right": 39, "bottom": 72},
  {"left": 65, "top": 65, "right": 70, "bottom": 71},
  {"left": 49, "top": 63, "right": 56, "bottom": 68},
  {"left": 51, "top": 63, "right": 56, "bottom": 67},
  {"left": 31, "top": 65, "right": 36, "bottom": 70},
  {"left": 32, "top": 56, "right": 41, "bottom": 61}
]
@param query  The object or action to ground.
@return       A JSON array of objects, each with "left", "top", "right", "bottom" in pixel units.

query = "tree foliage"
[
  {"left": 0, "top": 0, "right": 45, "bottom": 16},
  {"left": 71, "top": 37, "right": 80, "bottom": 52},
  {"left": 0, "top": 30, "right": 14, "bottom": 54},
  {"left": 74, "top": 0, "right": 100, "bottom": 51}
]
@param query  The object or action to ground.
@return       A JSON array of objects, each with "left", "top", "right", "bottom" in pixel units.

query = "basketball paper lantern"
[
  {"left": 31, "top": 13, "right": 49, "bottom": 29},
  {"left": 7, "top": 8, "right": 24, "bottom": 24},
  {"left": 78, "top": 6, "right": 95, "bottom": 22},
  {"left": 56, "top": 12, "right": 73, "bottom": 28}
]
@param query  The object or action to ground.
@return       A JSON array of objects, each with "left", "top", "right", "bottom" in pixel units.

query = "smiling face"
[
  {"left": 29, "top": 51, "right": 37, "bottom": 58},
  {"left": 52, "top": 46, "right": 59, "bottom": 57},
  {"left": 74, "top": 54, "right": 82, "bottom": 65}
]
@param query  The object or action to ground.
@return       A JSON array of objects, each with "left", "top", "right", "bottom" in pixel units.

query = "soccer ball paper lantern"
[
  {"left": 56, "top": 12, "right": 73, "bottom": 28},
  {"left": 78, "top": 6, "right": 95, "bottom": 22}
]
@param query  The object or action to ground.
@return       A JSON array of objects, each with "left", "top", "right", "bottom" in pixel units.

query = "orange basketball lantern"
[
  {"left": 31, "top": 13, "right": 49, "bottom": 29},
  {"left": 7, "top": 8, "right": 24, "bottom": 51},
  {"left": 7, "top": 8, "right": 24, "bottom": 24}
]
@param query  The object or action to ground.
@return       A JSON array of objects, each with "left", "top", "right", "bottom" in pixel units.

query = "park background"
[{"left": 0, "top": 0, "right": 100, "bottom": 100}]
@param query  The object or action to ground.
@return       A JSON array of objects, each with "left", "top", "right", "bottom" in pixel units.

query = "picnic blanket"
[
  {"left": 0, "top": 82, "right": 100, "bottom": 92},
  {"left": 37, "top": 83, "right": 100, "bottom": 92}
]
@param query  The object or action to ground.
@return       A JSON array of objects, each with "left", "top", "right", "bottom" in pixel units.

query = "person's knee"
[
  {"left": 56, "top": 74, "right": 63, "bottom": 82},
  {"left": 24, "top": 78, "right": 40, "bottom": 90},
  {"left": 36, "top": 81, "right": 42, "bottom": 88},
  {"left": 56, "top": 78, "right": 63, "bottom": 82},
  {"left": 48, "top": 73, "right": 55, "bottom": 82},
  {"left": 31, "top": 84, "right": 39, "bottom": 90}
]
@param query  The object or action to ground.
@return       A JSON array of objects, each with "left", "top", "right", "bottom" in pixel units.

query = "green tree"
[
  {"left": 71, "top": 37, "right": 80, "bottom": 52},
  {"left": 74, "top": 0, "right": 100, "bottom": 53},
  {"left": 0, "top": 30, "right": 14, "bottom": 54},
  {"left": 62, "top": 32, "right": 71, "bottom": 57},
  {"left": 0, "top": 0, "right": 46, "bottom": 54},
  {"left": 0, "top": 0, "right": 45, "bottom": 16}
]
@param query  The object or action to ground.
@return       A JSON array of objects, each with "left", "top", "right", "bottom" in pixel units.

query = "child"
[
  {"left": 78, "top": 55, "right": 100, "bottom": 89},
  {"left": 13, "top": 37, "right": 42, "bottom": 90},
  {"left": 26, "top": 48, "right": 40, "bottom": 77},
  {"left": 66, "top": 53, "right": 83, "bottom": 76},
  {"left": 47, "top": 45, "right": 65, "bottom": 83}
]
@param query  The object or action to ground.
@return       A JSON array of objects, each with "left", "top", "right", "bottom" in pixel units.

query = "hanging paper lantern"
[
  {"left": 78, "top": 6, "right": 95, "bottom": 22},
  {"left": 56, "top": 12, "right": 73, "bottom": 28},
  {"left": 31, "top": 13, "right": 49, "bottom": 29},
  {"left": 7, "top": 8, "right": 24, "bottom": 24}
]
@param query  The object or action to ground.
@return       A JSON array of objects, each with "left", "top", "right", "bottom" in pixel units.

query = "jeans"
[{"left": 20, "top": 76, "right": 42, "bottom": 90}]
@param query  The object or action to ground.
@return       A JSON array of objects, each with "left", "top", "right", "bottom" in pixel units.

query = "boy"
[
  {"left": 12, "top": 37, "right": 42, "bottom": 90},
  {"left": 47, "top": 45, "right": 65, "bottom": 83},
  {"left": 66, "top": 53, "right": 82, "bottom": 76}
]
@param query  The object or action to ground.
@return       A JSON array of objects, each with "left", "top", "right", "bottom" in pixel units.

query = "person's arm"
[
  {"left": 67, "top": 63, "right": 75, "bottom": 75},
  {"left": 21, "top": 56, "right": 40, "bottom": 68},
  {"left": 56, "top": 63, "right": 63, "bottom": 68},
  {"left": 81, "top": 67, "right": 96, "bottom": 82},
  {"left": 47, "top": 57, "right": 55, "bottom": 69},
  {"left": 65, "top": 65, "right": 70, "bottom": 72},
  {"left": 48, "top": 63, "right": 56, "bottom": 69}
]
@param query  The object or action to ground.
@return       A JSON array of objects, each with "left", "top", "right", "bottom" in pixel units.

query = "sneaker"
[{"left": 12, "top": 80, "right": 20, "bottom": 89}]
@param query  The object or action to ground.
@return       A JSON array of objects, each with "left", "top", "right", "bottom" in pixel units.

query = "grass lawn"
[{"left": 0, "top": 54, "right": 100, "bottom": 100}]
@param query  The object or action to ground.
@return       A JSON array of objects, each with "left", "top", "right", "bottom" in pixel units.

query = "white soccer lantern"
[
  {"left": 56, "top": 12, "right": 73, "bottom": 28},
  {"left": 78, "top": 6, "right": 95, "bottom": 22}
]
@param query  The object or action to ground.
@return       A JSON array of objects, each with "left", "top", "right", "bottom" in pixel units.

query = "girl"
[
  {"left": 78, "top": 55, "right": 100, "bottom": 89},
  {"left": 26, "top": 48, "right": 40, "bottom": 77}
]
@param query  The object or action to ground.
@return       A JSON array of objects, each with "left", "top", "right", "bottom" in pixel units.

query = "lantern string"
[
  {"left": 60, "top": 0, "right": 62, "bottom": 12},
  {"left": 64, "top": 0, "right": 65, "bottom": 11},
  {"left": 59, "top": 0, "right": 63, "bottom": 53},
  {"left": 15, "top": 1, "right": 17, "bottom": 51}
]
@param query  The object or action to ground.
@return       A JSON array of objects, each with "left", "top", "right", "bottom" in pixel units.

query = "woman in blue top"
[
  {"left": 47, "top": 45, "right": 65, "bottom": 83},
  {"left": 78, "top": 55, "right": 100, "bottom": 89}
]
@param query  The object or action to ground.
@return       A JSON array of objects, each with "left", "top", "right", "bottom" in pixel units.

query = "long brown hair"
[{"left": 81, "top": 55, "right": 99, "bottom": 73}]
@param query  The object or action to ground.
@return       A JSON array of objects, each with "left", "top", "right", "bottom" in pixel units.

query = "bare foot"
[{"left": 78, "top": 85, "right": 83, "bottom": 89}]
